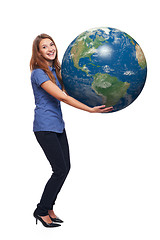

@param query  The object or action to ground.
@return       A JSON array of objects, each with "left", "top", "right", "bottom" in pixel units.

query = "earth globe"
[{"left": 61, "top": 27, "right": 147, "bottom": 113}]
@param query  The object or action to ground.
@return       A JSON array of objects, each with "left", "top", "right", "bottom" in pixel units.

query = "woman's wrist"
[{"left": 88, "top": 107, "right": 94, "bottom": 113}]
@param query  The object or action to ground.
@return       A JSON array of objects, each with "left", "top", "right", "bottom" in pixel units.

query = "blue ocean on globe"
[{"left": 61, "top": 27, "right": 147, "bottom": 112}]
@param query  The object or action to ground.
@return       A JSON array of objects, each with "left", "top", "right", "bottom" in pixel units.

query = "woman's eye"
[
  {"left": 50, "top": 42, "right": 54, "bottom": 46},
  {"left": 42, "top": 46, "right": 46, "bottom": 49}
]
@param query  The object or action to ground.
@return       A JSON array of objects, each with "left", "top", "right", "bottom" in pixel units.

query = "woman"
[{"left": 30, "top": 34, "right": 113, "bottom": 228}]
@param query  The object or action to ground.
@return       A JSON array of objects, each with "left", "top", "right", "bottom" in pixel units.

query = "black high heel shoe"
[
  {"left": 33, "top": 212, "right": 61, "bottom": 228},
  {"left": 49, "top": 215, "right": 64, "bottom": 223}
]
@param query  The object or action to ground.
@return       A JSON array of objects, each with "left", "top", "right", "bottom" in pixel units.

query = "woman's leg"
[
  {"left": 50, "top": 129, "right": 71, "bottom": 208},
  {"left": 34, "top": 130, "right": 70, "bottom": 216}
]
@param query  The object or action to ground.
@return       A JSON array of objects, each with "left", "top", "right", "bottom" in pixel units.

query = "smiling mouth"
[{"left": 48, "top": 52, "right": 55, "bottom": 56}]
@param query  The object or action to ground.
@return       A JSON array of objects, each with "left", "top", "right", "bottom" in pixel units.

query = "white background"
[{"left": 0, "top": 0, "right": 159, "bottom": 239}]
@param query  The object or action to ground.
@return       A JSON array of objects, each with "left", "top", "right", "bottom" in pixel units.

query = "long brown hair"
[{"left": 30, "top": 33, "right": 64, "bottom": 89}]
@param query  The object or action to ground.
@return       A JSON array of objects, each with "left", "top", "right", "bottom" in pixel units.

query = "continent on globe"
[
  {"left": 61, "top": 27, "right": 147, "bottom": 112},
  {"left": 135, "top": 44, "right": 147, "bottom": 69},
  {"left": 123, "top": 32, "right": 147, "bottom": 69},
  {"left": 92, "top": 73, "right": 130, "bottom": 107},
  {"left": 71, "top": 31, "right": 108, "bottom": 75}
]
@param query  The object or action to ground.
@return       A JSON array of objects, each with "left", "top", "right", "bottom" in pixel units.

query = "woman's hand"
[{"left": 90, "top": 105, "right": 113, "bottom": 113}]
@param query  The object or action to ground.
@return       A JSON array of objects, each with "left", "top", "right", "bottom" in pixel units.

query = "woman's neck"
[{"left": 45, "top": 59, "right": 53, "bottom": 67}]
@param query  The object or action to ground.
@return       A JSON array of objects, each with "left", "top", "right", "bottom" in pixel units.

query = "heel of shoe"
[{"left": 36, "top": 218, "right": 38, "bottom": 225}]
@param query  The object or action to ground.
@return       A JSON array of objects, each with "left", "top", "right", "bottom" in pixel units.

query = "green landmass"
[
  {"left": 135, "top": 44, "right": 147, "bottom": 69},
  {"left": 124, "top": 33, "right": 147, "bottom": 69},
  {"left": 89, "top": 63, "right": 96, "bottom": 66},
  {"left": 71, "top": 32, "right": 108, "bottom": 74},
  {"left": 92, "top": 73, "right": 130, "bottom": 107}
]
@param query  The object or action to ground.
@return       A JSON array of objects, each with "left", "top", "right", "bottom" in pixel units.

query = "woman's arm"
[{"left": 41, "top": 80, "right": 113, "bottom": 113}]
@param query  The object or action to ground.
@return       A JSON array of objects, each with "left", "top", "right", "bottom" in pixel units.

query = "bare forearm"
[{"left": 62, "top": 95, "right": 92, "bottom": 113}]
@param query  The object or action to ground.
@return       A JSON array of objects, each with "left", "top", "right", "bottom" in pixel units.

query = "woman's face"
[{"left": 39, "top": 38, "right": 57, "bottom": 65}]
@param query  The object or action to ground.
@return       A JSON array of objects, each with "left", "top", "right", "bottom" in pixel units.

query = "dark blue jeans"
[{"left": 34, "top": 129, "right": 70, "bottom": 216}]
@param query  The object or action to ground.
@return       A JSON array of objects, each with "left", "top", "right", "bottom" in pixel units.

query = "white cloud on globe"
[{"left": 97, "top": 45, "right": 113, "bottom": 58}]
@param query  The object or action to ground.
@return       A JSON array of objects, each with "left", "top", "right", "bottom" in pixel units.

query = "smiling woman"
[{"left": 30, "top": 33, "right": 113, "bottom": 228}]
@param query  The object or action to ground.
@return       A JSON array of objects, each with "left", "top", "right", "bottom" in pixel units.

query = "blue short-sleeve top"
[{"left": 31, "top": 66, "right": 65, "bottom": 133}]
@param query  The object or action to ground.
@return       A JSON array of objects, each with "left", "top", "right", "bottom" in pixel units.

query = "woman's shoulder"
[
  {"left": 31, "top": 68, "right": 45, "bottom": 77},
  {"left": 31, "top": 68, "right": 48, "bottom": 80},
  {"left": 31, "top": 68, "right": 49, "bottom": 86}
]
